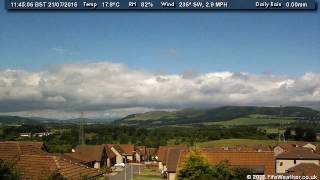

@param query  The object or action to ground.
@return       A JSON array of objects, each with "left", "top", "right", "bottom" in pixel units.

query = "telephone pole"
[{"left": 79, "top": 112, "right": 85, "bottom": 145}]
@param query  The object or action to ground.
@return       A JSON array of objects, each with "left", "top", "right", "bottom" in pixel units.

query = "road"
[{"left": 109, "top": 164, "right": 145, "bottom": 180}]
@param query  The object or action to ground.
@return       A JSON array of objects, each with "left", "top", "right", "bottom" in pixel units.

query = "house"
[
  {"left": 64, "top": 145, "right": 107, "bottom": 169},
  {"left": 17, "top": 155, "right": 103, "bottom": 179},
  {"left": 104, "top": 144, "right": 117, "bottom": 167},
  {"left": 157, "top": 146, "right": 169, "bottom": 171},
  {"left": 146, "top": 147, "right": 158, "bottom": 161},
  {"left": 202, "top": 149, "right": 275, "bottom": 175},
  {"left": 284, "top": 163, "right": 320, "bottom": 177},
  {"left": 276, "top": 147, "right": 320, "bottom": 173},
  {"left": 119, "top": 144, "right": 135, "bottom": 162},
  {"left": 104, "top": 144, "right": 126, "bottom": 164},
  {"left": 165, "top": 148, "right": 187, "bottom": 180},
  {"left": 19, "top": 133, "right": 32, "bottom": 138},
  {"left": 0, "top": 141, "right": 48, "bottom": 160},
  {"left": 135, "top": 146, "right": 146, "bottom": 162},
  {"left": 274, "top": 142, "right": 316, "bottom": 156},
  {"left": 0, "top": 141, "right": 103, "bottom": 179},
  {"left": 33, "top": 132, "right": 50, "bottom": 137}
]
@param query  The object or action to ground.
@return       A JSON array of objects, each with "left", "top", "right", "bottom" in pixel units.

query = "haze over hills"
[
  {"left": 116, "top": 106, "right": 320, "bottom": 125},
  {"left": 1, "top": 106, "right": 319, "bottom": 126},
  {"left": 0, "top": 115, "right": 114, "bottom": 125}
]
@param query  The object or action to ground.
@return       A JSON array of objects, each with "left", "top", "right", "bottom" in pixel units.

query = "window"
[
  {"left": 280, "top": 162, "right": 283, "bottom": 166},
  {"left": 294, "top": 160, "right": 296, "bottom": 164}
]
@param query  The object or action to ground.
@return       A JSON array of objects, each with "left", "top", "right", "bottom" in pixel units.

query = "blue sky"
[
  {"left": 0, "top": 1, "right": 320, "bottom": 118},
  {"left": 0, "top": 2, "right": 319, "bottom": 76}
]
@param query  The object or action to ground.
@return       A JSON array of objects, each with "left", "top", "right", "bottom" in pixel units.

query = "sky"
[{"left": 0, "top": 2, "right": 319, "bottom": 119}]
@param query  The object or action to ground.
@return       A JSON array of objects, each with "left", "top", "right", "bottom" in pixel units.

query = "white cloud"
[{"left": 0, "top": 62, "right": 319, "bottom": 119}]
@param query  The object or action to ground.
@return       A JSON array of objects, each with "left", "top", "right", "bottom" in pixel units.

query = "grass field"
[
  {"left": 204, "top": 116, "right": 296, "bottom": 126},
  {"left": 196, "top": 139, "right": 279, "bottom": 148},
  {"left": 132, "top": 168, "right": 161, "bottom": 180}
]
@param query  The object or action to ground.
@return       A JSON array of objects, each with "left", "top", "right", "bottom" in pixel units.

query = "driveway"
[{"left": 109, "top": 164, "right": 145, "bottom": 180}]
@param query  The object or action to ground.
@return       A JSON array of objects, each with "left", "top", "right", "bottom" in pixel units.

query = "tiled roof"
[
  {"left": 104, "top": 145, "right": 116, "bottom": 159},
  {"left": 136, "top": 146, "right": 146, "bottom": 156},
  {"left": 146, "top": 148, "right": 158, "bottom": 156},
  {"left": 64, "top": 145, "right": 105, "bottom": 163},
  {"left": 285, "top": 163, "right": 320, "bottom": 176},
  {"left": 276, "top": 141, "right": 314, "bottom": 151},
  {"left": 157, "top": 146, "right": 168, "bottom": 163},
  {"left": 17, "top": 155, "right": 103, "bottom": 180},
  {"left": 202, "top": 150, "right": 275, "bottom": 175},
  {"left": 119, "top": 144, "right": 134, "bottom": 155},
  {"left": 165, "top": 148, "right": 187, "bottom": 172},
  {"left": 276, "top": 147, "right": 320, "bottom": 160},
  {"left": 0, "top": 141, "right": 47, "bottom": 161},
  {"left": 105, "top": 144, "right": 125, "bottom": 155}
]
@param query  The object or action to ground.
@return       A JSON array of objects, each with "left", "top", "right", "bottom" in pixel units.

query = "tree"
[
  {"left": 176, "top": 151, "right": 212, "bottom": 180},
  {"left": 210, "top": 161, "right": 235, "bottom": 180},
  {"left": 284, "top": 128, "right": 291, "bottom": 140},
  {"left": 305, "top": 128, "right": 317, "bottom": 142},
  {"left": 232, "top": 167, "right": 254, "bottom": 179},
  {"left": 294, "top": 127, "right": 304, "bottom": 141},
  {"left": 0, "top": 160, "right": 20, "bottom": 180}
]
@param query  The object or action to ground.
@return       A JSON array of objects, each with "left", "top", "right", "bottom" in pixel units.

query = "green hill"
[{"left": 116, "top": 106, "right": 320, "bottom": 125}]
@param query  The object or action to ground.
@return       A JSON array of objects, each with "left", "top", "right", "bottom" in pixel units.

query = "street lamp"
[{"left": 122, "top": 153, "right": 127, "bottom": 180}]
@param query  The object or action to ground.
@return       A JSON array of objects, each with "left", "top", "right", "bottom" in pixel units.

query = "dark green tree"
[
  {"left": 294, "top": 127, "right": 304, "bottom": 141},
  {"left": 305, "top": 128, "right": 317, "bottom": 142},
  {"left": 0, "top": 160, "right": 20, "bottom": 180}
]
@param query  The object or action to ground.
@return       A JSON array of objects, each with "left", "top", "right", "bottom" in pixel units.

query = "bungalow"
[
  {"left": 33, "top": 132, "right": 50, "bottom": 137},
  {"left": 0, "top": 141, "right": 48, "bottom": 160},
  {"left": 135, "top": 146, "right": 146, "bottom": 163},
  {"left": 104, "top": 144, "right": 117, "bottom": 167},
  {"left": 0, "top": 141, "right": 103, "bottom": 179},
  {"left": 17, "top": 155, "right": 103, "bottom": 179},
  {"left": 19, "top": 133, "right": 32, "bottom": 138},
  {"left": 165, "top": 148, "right": 187, "bottom": 180},
  {"left": 64, "top": 145, "right": 107, "bottom": 169},
  {"left": 284, "top": 163, "right": 320, "bottom": 177},
  {"left": 274, "top": 142, "right": 316, "bottom": 156},
  {"left": 104, "top": 144, "right": 126, "bottom": 164},
  {"left": 202, "top": 149, "right": 275, "bottom": 175},
  {"left": 146, "top": 147, "right": 158, "bottom": 161},
  {"left": 276, "top": 147, "right": 320, "bottom": 173},
  {"left": 119, "top": 144, "right": 135, "bottom": 163},
  {"left": 157, "top": 146, "right": 169, "bottom": 171}
]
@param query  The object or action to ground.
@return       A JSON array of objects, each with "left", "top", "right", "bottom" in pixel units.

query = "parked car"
[{"left": 114, "top": 163, "right": 126, "bottom": 168}]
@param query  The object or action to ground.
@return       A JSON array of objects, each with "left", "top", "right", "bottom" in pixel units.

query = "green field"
[
  {"left": 203, "top": 115, "right": 296, "bottom": 126},
  {"left": 196, "top": 139, "right": 279, "bottom": 148},
  {"left": 132, "top": 168, "right": 161, "bottom": 180}
]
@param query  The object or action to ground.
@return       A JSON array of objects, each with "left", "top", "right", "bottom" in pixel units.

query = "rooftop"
[
  {"left": 276, "top": 147, "right": 320, "bottom": 160},
  {"left": 285, "top": 163, "right": 320, "bottom": 176}
]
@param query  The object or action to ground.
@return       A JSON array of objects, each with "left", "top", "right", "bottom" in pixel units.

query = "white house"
[
  {"left": 276, "top": 147, "right": 320, "bottom": 174},
  {"left": 274, "top": 142, "right": 316, "bottom": 156},
  {"left": 105, "top": 144, "right": 125, "bottom": 164}
]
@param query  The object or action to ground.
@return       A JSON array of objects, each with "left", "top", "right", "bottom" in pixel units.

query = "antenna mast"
[
  {"left": 278, "top": 105, "right": 285, "bottom": 142},
  {"left": 79, "top": 112, "right": 85, "bottom": 145}
]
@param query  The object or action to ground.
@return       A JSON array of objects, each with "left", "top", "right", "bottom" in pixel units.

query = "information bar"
[{"left": 6, "top": 0, "right": 317, "bottom": 10}]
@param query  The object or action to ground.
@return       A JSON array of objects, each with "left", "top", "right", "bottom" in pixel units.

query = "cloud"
[{"left": 0, "top": 62, "right": 319, "bottom": 119}]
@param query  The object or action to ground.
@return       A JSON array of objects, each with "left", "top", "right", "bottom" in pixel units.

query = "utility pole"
[
  {"left": 278, "top": 106, "right": 285, "bottom": 143},
  {"left": 131, "top": 164, "right": 133, "bottom": 180},
  {"left": 79, "top": 112, "right": 85, "bottom": 145},
  {"left": 123, "top": 154, "right": 127, "bottom": 180}
]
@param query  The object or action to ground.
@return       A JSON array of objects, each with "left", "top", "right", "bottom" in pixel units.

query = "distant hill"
[
  {"left": 0, "top": 115, "right": 114, "bottom": 125},
  {"left": 0, "top": 115, "right": 41, "bottom": 125},
  {"left": 116, "top": 106, "right": 320, "bottom": 125}
]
